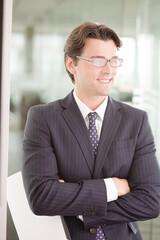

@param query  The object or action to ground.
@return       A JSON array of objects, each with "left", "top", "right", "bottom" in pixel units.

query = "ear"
[{"left": 66, "top": 56, "right": 76, "bottom": 75}]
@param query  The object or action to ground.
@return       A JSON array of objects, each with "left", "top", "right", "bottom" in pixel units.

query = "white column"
[{"left": 0, "top": 0, "right": 13, "bottom": 240}]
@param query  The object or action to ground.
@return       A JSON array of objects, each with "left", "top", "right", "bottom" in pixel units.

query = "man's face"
[{"left": 67, "top": 38, "right": 118, "bottom": 104}]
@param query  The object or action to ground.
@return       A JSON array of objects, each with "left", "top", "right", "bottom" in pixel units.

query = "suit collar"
[
  {"left": 60, "top": 91, "right": 75, "bottom": 109},
  {"left": 60, "top": 91, "right": 121, "bottom": 113},
  {"left": 93, "top": 97, "right": 122, "bottom": 178},
  {"left": 73, "top": 89, "right": 108, "bottom": 121},
  {"left": 60, "top": 91, "right": 95, "bottom": 175}
]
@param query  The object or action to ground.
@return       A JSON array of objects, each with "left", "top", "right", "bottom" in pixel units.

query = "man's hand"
[
  {"left": 59, "top": 179, "right": 65, "bottom": 183},
  {"left": 112, "top": 177, "right": 130, "bottom": 197}
]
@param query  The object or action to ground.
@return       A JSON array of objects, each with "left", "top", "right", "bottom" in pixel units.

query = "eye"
[
  {"left": 92, "top": 58, "right": 106, "bottom": 66},
  {"left": 111, "top": 58, "right": 118, "bottom": 66}
]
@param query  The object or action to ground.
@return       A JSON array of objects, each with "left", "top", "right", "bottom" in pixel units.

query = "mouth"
[{"left": 97, "top": 78, "right": 112, "bottom": 83}]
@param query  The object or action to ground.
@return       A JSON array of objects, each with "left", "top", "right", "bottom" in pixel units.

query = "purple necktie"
[
  {"left": 88, "top": 112, "right": 106, "bottom": 240},
  {"left": 88, "top": 112, "right": 99, "bottom": 156}
]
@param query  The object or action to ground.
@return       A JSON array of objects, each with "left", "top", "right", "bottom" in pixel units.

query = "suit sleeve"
[
  {"left": 22, "top": 106, "right": 107, "bottom": 217},
  {"left": 83, "top": 112, "right": 160, "bottom": 229}
]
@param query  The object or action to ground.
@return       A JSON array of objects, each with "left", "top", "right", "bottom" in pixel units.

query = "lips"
[
  {"left": 99, "top": 79, "right": 111, "bottom": 83},
  {"left": 97, "top": 77, "right": 112, "bottom": 83},
  {"left": 97, "top": 75, "right": 112, "bottom": 83}
]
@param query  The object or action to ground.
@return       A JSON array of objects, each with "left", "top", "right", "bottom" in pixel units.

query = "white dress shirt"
[{"left": 73, "top": 90, "right": 118, "bottom": 203}]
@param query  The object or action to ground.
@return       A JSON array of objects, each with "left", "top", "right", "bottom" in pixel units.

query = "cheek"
[
  {"left": 77, "top": 67, "right": 98, "bottom": 80},
  {"left": 113, "top": 68, "right": 117, "bottom": 77}
]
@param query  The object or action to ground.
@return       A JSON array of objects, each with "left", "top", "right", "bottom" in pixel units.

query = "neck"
[{"left": 75, "top": 92, "right": 106, "bottom": 111}]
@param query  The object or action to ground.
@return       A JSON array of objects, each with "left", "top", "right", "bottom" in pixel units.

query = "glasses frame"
[{"left": 76, "top": 56, "right": 123, "bottom": 68}]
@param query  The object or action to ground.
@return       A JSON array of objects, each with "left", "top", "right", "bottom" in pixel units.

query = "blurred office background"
[{"left": 8, "top": 0, "right": 160, "bottom": 239}]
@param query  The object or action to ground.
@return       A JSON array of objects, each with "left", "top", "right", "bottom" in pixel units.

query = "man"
[{"left": 22, "top": 22, "right": 160, "bottom": 240}]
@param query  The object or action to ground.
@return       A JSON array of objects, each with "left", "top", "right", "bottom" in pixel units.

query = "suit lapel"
[
  {"left": 93, "top": 98, "right": 122, "bottom": 178},
  {"left": 60, "top": 92, "right": 95, "bottom": 175}
]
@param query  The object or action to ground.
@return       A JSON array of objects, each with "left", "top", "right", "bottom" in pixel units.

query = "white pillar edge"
[{"left": 0, "top": 0, "right": 13, "bottom": 239}]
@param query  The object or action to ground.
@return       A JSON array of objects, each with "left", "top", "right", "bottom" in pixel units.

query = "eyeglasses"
[{"left": 76, "top": 56, "right": 123, "bottom": 68}]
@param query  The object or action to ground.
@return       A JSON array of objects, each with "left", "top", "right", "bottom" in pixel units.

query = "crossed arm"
[
  {"left": 22, "top": 106, "right": 160, "bottom": 228},
  {"left": 59, "top": 178, "right": 130, "bottom": 197}
]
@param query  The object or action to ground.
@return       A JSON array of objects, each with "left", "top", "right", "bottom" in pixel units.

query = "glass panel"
[{"left": 8, "top": 0, "right": 160, "bottom": 239}]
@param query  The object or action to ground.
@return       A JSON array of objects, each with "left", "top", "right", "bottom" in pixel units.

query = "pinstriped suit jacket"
[{"left": 22, "top": 91, "right": 160, "bottom": 240}]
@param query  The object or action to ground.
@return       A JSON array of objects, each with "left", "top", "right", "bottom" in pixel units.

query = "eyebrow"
[{"left": 90, "top": 55, "right": 118, "bottom": 59}]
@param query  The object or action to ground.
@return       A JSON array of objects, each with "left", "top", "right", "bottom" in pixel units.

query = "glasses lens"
[
  {"left": 91, "top": 58, "right": 106, "bottom": 67},
  {"left": 110, "top": 58, "right": 122, "bottom": 67}
]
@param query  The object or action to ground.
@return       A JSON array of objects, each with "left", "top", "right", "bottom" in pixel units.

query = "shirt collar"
[{"left": 73, "top": 89, "right": 108, "bottom": 121}]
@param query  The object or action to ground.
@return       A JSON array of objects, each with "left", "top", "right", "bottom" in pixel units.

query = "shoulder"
[
  {"left": 27, "top": 99, "right": 62, "bottom": 119},
  {"left": 111, "top": 98, "right": 146, "bottom": 114},
  {"left": 29, "top": 99, "right": 60, "bottom": 112},
  {"left": 28, "top": 91, "right": 73, "bottom": 114},
  {"left": 110, "top": 97, "right": 147, "bottom": 122},
  {"left": 27, "top": 91, "right": 74, "bottom": 121}
]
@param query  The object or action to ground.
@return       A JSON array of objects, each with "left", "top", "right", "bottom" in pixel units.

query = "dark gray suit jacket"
[{"left": 22, "top": 91, "right": 160, "bottom": 240}]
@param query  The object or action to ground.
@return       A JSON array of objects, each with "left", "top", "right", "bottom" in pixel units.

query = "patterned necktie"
[
  {"left": 88, "top": 112, "right": 106, "bottom": 240},
  {"left": 88, "top": 112, "right": 99, "bottom": 156}
]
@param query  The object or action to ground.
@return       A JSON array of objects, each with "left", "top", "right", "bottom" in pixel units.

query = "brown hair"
[{"left": 64, "top": 22, "right": 122, "bottom": 83}]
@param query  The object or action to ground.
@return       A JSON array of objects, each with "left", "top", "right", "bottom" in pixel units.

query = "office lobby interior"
[{"left": 8, "top": 0, "right": 160, "bottom": 239}]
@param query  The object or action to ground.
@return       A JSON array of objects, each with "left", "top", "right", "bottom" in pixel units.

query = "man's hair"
[{"left": 64, "top": 21, "right": 122, "bottom": 83}]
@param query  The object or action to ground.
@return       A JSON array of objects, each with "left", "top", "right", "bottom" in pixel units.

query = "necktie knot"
[{"left": 88, "top": 112, "right": 98, "bottom": 123}]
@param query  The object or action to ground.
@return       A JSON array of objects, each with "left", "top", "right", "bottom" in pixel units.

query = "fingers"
[
  {"left": 112, "top": 177, "right": 130, "bottom": 197},
  {"left": 59, "top": 179, "right": 65, "bottom": 183}
]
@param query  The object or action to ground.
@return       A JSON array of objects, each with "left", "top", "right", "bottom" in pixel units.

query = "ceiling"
[{"left": 12, "top": 0, "right": 160, "bottom": 37}]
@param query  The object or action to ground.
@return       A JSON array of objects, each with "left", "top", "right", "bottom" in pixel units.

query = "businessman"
[{"left": 22, "top": 22, "right": 160, "bottom": 240}]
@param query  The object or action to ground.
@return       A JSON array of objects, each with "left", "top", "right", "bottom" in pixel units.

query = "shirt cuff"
[
  {"left": 77, "top": 215, "right": 83, "bottom": 221},
  {"left": 104, "top": 178, "right": 118, "bottom": 202}
]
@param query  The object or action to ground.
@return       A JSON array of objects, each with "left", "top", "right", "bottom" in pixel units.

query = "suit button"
[
  {"left": 83, "top": 211, "right": 88, "bottom": 216},
  {"left": 90, "top": 228, "right": 97, "bottom": 234}
]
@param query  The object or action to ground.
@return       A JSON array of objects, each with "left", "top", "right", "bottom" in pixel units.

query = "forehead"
[{"left": 82, "top": 38, "right": 117, "bottom": 57}]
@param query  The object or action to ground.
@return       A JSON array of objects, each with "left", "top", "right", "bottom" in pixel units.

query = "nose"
[{"left": 101, "top": 61, "right": 112, "bottom": 74}]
